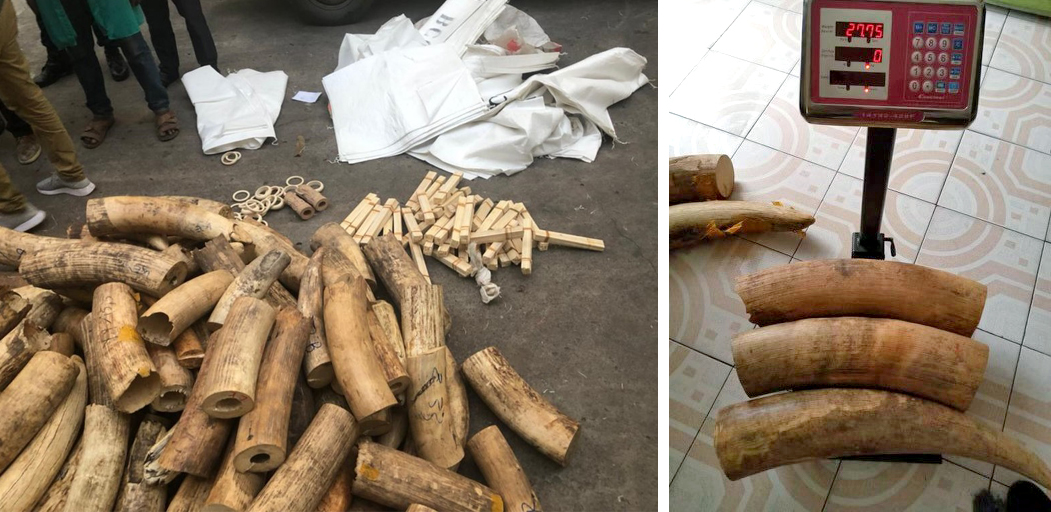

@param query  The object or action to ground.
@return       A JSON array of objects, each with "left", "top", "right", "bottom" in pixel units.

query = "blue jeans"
[{"left": 64, "top": 0, "right": 169, "bottom": 116}]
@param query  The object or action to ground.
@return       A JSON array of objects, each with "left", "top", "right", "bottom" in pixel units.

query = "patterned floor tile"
[
  {"left": 990, "top": 12, "right": 1051, "bottom": 84},
  {"left": 971, "top": 68, "right": 1051, "bottom": 154},
  {"left": 983, "top": 6, "right": 1009, "bottom": 66},
  {"left": 794, "top": 173, "right": 935, "bottom": 263},
  {"left": 993, "top": 347, "right": 1051, "bottom": 492},
  {"left": 670, "top": 341, "right": 732, "bottom": 476},
  {"left": 839, "top": 128, "right": 963, "bottom": 203},
  {"left": 1022, "top": 243, "right": 1051, "bottom": 354},
  {"left": 940, "top": 131, "right": 1051, "bottom": 239},
  {"left": 668, "top": 115, "right": 745, "bottom": 157},
  {"left": 711, "top": 2, "right": 802, "bottom": 73},
  {"left": 666, "top": 48, "right": 708, "bottom": 96},
  {"left": 664, "top": 0, "right": 751, "bottom": 51},
  {"left": 670, "top": 370, "right": 839, "bottom": 511},
  {"left": 824, "top": 461, "right": 990, "bottom": 512},
  {"left": 915, "top": 208, "right": 1042, "bottom": 343},
  {"left": 945, "top": 330, "right": 1020, "bottom": 477},
  {"left": 748, "top": 78, "right": 860, "bottom": 170},
  {"left": 754, "top": 0, "right": 802, "bottom": 14},
  {"left": 990, "top": 480, "right": 1009, "bottom": 499},
  {"left": 730, "top": 141, "right": 836, "bottom": 255},
  {"left": 790, "top": 58, "right": 801, "bottom": 77},
  {"left": 669, "top": 237, "right": 791, "bottom": 364},
  {"left": 670, "top": 52, "right": 788, "bottom": 137}
]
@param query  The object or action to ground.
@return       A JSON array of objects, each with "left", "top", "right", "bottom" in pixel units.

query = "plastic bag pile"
[{"left": 322, "top": 0, "right": 649, "bottom": 179}]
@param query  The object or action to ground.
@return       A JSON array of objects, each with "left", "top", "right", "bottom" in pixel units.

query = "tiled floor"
[{"left": 667, "top": 2, "right": 1051, "bottom": 509}]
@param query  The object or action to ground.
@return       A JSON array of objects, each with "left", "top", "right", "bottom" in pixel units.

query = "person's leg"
[
  {"left": 0, "top": 163, "right": 28, "bottom": 213},
  {"left": 61, "top": 0, "right": 114, "bottom": 121},
  {"left": 140, "top": 0, "right": 180, "bottom": 84},
  {"left": 26, "top": 0, "right": 73, "bottom": 87},
  {"left": 117, "top": 33, "right": 170, "bottom": 113},
  {"left": 0, "top": 163, "right": 46, "bottom": 230},
  {"left": 172, "top": 0, "right": 217, "bottom": 70},
  {"left": 91, "top": 20, "right": 130, "bottom": 82},
  {"left": 0, "top": 99, "right": 42, "bottom": 165},
  {"left": 0, "top": 98, "right": 32, "bottom": 139},
  {"left": 0, "top": 0, "right": 92, "bottom": 189}
]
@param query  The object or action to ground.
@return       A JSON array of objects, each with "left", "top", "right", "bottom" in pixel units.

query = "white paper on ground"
[
  {"left": 409, "top": 96, "right": 602, "bottom": 179},
  {"left": 292, "top": 91, "right": 322, "bottom": 103},
  {"left": 417, "top": 0, "right": 508, "bottom": 55},
  {"left": 335, "top": 15, "right": 426, "bottom": 71},
  {"left": 322, "top": 43, "right": 488, "bottom": 164},
  {"left": 182, "top": 66, "right": 288, "bottom": 154}
]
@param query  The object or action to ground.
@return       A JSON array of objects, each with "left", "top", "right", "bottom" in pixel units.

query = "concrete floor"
[{"left": 5, "top": 0, "right": 657, "bottom": 508}]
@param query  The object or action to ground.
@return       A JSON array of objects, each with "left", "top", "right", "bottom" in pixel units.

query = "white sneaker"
[
  {"left": 36, "top": 174, "right": 96, "bottom": 196},
  {"left": 0, "top": 203, "right": 46, "bottom": 232}
]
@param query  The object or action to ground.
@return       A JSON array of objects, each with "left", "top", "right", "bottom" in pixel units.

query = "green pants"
[{"left": 0, "top": 0, "right": 86, "bottom": 213}]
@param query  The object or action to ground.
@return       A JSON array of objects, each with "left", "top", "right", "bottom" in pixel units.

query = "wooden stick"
[
  {"left": 406, "top": 172, "right": 437, "bottom": 210},
  {"left": 138, "top": 270, "right": 234, "bottom": 346},
  {"left": 433, "top": 171, "right": 462, "bottom": 205},
  {"left": 64, "top": 404, "right": 130, "bottom": 512},
  {"left": 435, "top": 253, "right": 473, "bottom": 277},
  {"left": 460, "top": 197, "right": 473, "bottom": 247},
  {"left": 367, "top": 309, "right": 411, "bottom": 395},
  {"left": 469, "top": 226, "right": 524, "bottom": 244},
  {"left": 417, "top": 195, "right": 436, "bottom": 224},
  {"left": 245, "top": 404, "right": 361, "bottom": 512},
  {"left": 0, "top": 320, "right": 51, "bottom": 391},
  {"left": 467, "top": 426, "right": 541, "bottom": 512},
  {"left": 714, "top": 388, "right": 1051, "bottom": 488},
  {"left": 462, "top": 347, "right": 580, "bottom": 466},
  {"left": 409, "top": 240, "right": 430, "bottom": 283},
  {"left": 311, "top": 223, "right": 377, "bottom": 285},
  {"left": 207, "top": 250, "right": 289, "bottom": 330},
  {"left": 521, "top": 219, "right": 533, "bottom": 275},
  {"left": 173, "top": 321, "right": 208, "bottom": 369},
  {"left": 233, "top": 306, "right": 310, "bottom": 472},
  {"left": 114, "top": 416, "right": 167, "bottom": 512},
  {"left": 403, "top": 208, "right": 423, "bottom": 243},
  {"left": 297, "top": 186, "right": 329, "bottom": 211},
  {"left": 33, "top": 439, "right": 82, "bottom": 512},
  {"left": 406, "top": 346, "right": 463, "bottom": 469},
  {"left": 473, "top": 199, "right": 494, "bottom": 229},
  {"left": 324, "top": 276, "right": 397, "bottom": 432},
  {"left": 669, "top": 154, "right": 735, "bottom": 203},
  {"left": 198, "top": 297, "right": 276, "bottom": 418},
  {"left": 85, "top": 196, "right": 243, "bottom": 242},
  {"left": 360, "top": 199, "right": 398, "bottom": 245},
  {"left": 0, "top": 356, "right": 85, "bottom": 511},
  {"left": 733, "top": 317, "right": 989, "bottom": 410},
  {"left": 146, "top": 342, "right": 195, "bottom": 412},
  {"left": 352, "top": 441, "right": 502, "bottom": 512},
  {"left": 346, "top": 195, "right": 381, "bottom": 236},
  {"left": 534, "top": 229, "right": 605, "bottom": 251},
  {"left": 361, "top": 234, "right": 429, "bottom": 310},
  {"left": 168, "top": 475, "right": 213, "bottom": 512},
  {"left": 202, "top": 440, "right": 264, "bottom": 512},
  {"left": 669, "top": 201, "right": 813, "bottom": 248},
  {"left": 19, "top": 242, "right": 188, "bottom": 297},
  {"left": 300, "top": 248, "right": 334, "bottom": 388},
  {"left": 91, "top": 282, "right": 161, "bottom": 413},
  {"left": 154, "top": 331, "right": 233, "bottom": 478},
  {"left": 736, "top": 259, "right": 987, "bottom": 336}
]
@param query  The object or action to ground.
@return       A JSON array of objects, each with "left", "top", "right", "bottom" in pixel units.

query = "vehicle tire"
[{"left": 289, "top": 0, "right": 375, "bottom": 26}]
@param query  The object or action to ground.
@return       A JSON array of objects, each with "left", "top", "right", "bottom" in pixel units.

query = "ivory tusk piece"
[
  {"left": 207, "top": 250, "right": 288, "bottom": 330},
  {"left": 146, "top": 342, "right": 195, "bottom": 412},
  {"left": 86, "top": 196, "right": 241, "bottom": 242},
  {"left": 299, "top": 248, "right": 334, "bottom": 388},
  {"left": 19, "top": 242, "right": 188, "bottom": 297},
  {"left": 669, "top": 153, "right": 735, "bottom": 203},
  {"left": 196, "top": 297, "right": 276, "bottom": 418},
  {"left": 91, "top": 282, "right": 161, "bottom": 413},
  {"left": 202, "top": 440, "right": 264, "bottom": 512},
  {"left": 63, "top": 404, "right": 130, "bottom": 512},
  {"left": 114, "top": 416, "right": 168, "bottom": 512},
  {"left": 310, "top": 222, "right": 376, "bottom": 285},
  {"left": 367, "top": 308, "right": 411, "bottom": 395},
  {"left": 167, "top": 475, "right": 213, "bottom": 512},
  {"left": 467, "top": 425, "right": 542, "bottom": 512},
  {"left": 139, "top": 270, "right": 234, "bottom": 346},
  {"left": 406, "top": 346, "right": 463, "bottom": 470}
]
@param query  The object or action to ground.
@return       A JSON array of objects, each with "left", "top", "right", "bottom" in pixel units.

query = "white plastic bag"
[
  {"left": 182, "top": 66, "right": 288, "bottom": 155},
  {"left": 335, "top": 15, "right": 425, "bottom": 71}
]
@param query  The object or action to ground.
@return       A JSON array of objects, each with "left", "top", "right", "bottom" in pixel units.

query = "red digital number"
[
  {"left": 873, "top": 48, "right": 883, "bottom": 62},
  {"left": 845, "top": 22, "right": 855, "bottom": 37},
  {"left": 874, "top": 24, "right": 883, "bottom": 38}
]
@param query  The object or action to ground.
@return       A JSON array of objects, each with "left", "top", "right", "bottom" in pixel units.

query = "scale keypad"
[{"left": 908, "top": 15, "right": 968, "bottom": 98}]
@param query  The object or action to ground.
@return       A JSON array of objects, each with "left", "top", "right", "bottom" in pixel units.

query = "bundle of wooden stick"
[
  {"left": 340, "top": 171, "right": 605, "bottom": 282},
  {"left": 0, "top": 195, "right": 581, "bottom": 512},
  {"left": 713, "top": 259, "right": 1051, "bottom": 489},
  {"left": 668, "top": 153, "right": 816, "bottom": 248}
]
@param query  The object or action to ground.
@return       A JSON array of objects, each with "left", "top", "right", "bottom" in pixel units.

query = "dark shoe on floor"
[
  {"left": 16, "top": 135, "right": 41, "bottom": 165},
  {"left": 33, "top": 61, "right": 73, "bottom": 88},
  {"left": 160, "top": 72, "right": 179, "bottom": 88},
  {"left": 36, "top": 174, "right": 96, "bottom": 197},
  {"left": 106, "top": 48, "right": 130, "bottom": 82},
  {"left": 0, "top": 204, "right": 46, "bottom": 232}
]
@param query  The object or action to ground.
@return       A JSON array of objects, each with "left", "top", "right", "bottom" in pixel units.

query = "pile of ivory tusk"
[
  {"left": 340, "top": 171, "right": 605, "bottom": 284},
  {"left": 668, "top": 153, "right": 816, "bottom": 248},
  {"left": 0, "top": 194, "right": 582, "bottom": 512},
  {"left": 714, "top": 259, "right": 1051, "bottom": 489}
]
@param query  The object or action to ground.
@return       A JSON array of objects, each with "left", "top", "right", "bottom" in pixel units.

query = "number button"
[
  {"left": 939, "top": 38, "right": 951, "bottom": 50},
  {"left": 953, "top": 38, "right": 964, "bottom": 50},
  {"left": 911, "top": 51, "right": 923, "bottom": 63},
  {"left": 922, "top": 80, "right": 934, "bottom": 93},
  {"left": 909, "top": 80, "right": 921, "bottom": 92},
  {"left": 938, "top": 53, "right": 950, "bottom": 64},
  {"left": 925, "top": 37, "right": 937, "bottom": 49},
  {"left": 936, "top": 67, "right": 948, "bottom": 79},
  {"left": 912, "top": 36, "right": 924, "bottom": 49},
  {"left": 923, "top": 66, "right": 935, "bottom": 78},
  {"left": 924, "top": 51, "right": 936, "bottom": 64},
  {"left": 910, "top": 65, "right": 922, "bottom": 78}
]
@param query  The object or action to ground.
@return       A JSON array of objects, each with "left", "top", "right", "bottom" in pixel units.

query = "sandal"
[
  {"left": 81, "top": 116, "right": 115, "bottom": 149},
  {"left": 155, "top": 110, "right": 179, "bottom": 142}
]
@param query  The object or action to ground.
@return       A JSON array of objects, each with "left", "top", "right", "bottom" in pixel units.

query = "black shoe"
[
  {"left": 160, "top": 72, "right": 178, "bottom": 88},
  {"left": 105, "top": 48, "right": 130, "bottom": 82},
  {"left": 34, "top": 61, "right": 73, "bottom": 88}
]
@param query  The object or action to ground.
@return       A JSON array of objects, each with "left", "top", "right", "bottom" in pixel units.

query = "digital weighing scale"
[
  {"left": 801, "top": 0, "right": 984, "bottom": 259},
  {"left": 800, "top": 0, "right": 985, "bottom": 463}
]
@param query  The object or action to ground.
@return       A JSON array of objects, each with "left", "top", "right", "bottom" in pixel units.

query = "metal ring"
[
  {"left": 285, "top": 175, "right": 304, "bottom": 186},
  {"left": 232, "top": 190, "right": 251, "bottom": 202},
  {"left": 221, "top": 151, "right": 241, "bottom": 166},
  {"left": 306, "top": 180, "right": 324, "bottom": 192},
  {"left": 255, "top": 186, "right": 273, "bottom": 200}
]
